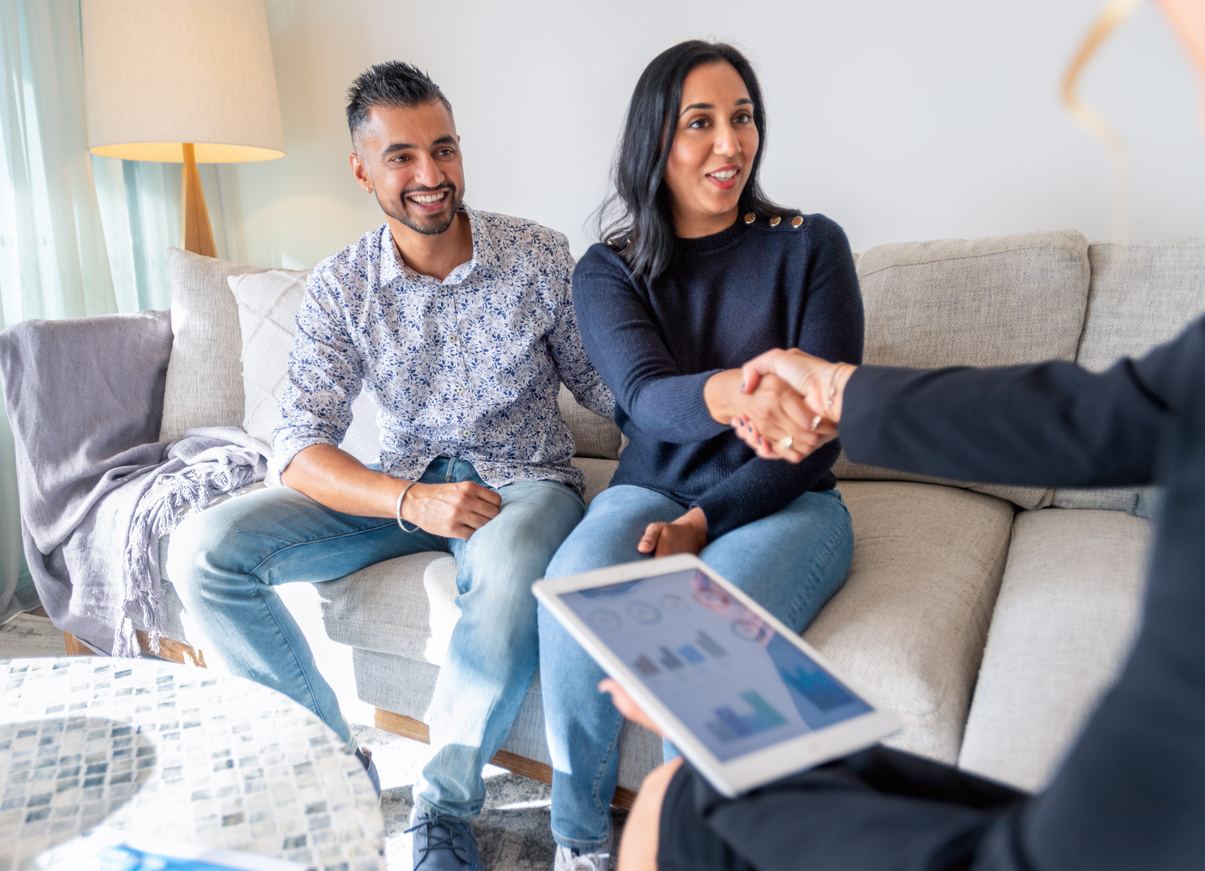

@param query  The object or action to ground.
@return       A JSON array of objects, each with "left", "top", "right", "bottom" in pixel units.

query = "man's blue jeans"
[
  {"left": 166, "top": 458, "right": 585, "bottom": 819},
  {"left": 537, "top": 485, "right": 854, "bottom": 851}
]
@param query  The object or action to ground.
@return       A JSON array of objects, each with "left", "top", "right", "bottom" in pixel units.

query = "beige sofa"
[{"left": 145, "top": 229, "right": 1205, "bottom": 800}]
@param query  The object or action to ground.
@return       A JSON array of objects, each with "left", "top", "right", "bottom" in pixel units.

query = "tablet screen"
[{"left": 557, "top": 566, "right": 873, "bottom": 762}]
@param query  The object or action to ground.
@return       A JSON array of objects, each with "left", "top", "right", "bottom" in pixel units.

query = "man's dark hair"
[
  {"left": 346, "top": 61, "right": 453, "bottom": 143},
  {"left": 596, "top": 40, "right": 789, "bottom": 282}
]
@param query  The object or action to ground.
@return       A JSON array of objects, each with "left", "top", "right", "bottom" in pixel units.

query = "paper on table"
[{"left": 33, "top": 827, "right": 309, "bottom": 871}]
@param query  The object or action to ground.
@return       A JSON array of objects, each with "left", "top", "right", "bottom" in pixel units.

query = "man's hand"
[
  {"left": 637, "top": 507, "right": 707, "bottom": 557},
  {"left": 741, "top": 348, "right": 855, "bottom": 421},
  {"left": 281, "top": 445, "right": 501, "bottom": 539},
  {"left": 401, "top": 481, "right": 501, "bottom": 540}
]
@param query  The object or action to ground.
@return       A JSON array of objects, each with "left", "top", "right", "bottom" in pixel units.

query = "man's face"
[{"left": 350, "top": 100, "right": 465, "bottom": 236}]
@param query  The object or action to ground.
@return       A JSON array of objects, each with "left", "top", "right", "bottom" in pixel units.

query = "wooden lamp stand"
[{"left": 181, "top": 143, "right": 217, "bottom": 258}]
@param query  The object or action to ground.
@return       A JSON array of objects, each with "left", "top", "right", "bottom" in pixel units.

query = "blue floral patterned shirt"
[{"left": 272, "top": 205, "right": 614, "bottom": 496}]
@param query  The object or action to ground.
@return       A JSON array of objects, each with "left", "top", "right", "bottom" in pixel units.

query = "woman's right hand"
[
  {"left": 705, "top": 369, "right": 820, "bottom": 462},
  {"left": 733, "top": 349, "right": 855, "bottom": 461}
]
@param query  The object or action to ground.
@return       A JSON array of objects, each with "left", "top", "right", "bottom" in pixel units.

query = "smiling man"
[{"left": 166, "top": 61, "right": 612, "bottom": 871}]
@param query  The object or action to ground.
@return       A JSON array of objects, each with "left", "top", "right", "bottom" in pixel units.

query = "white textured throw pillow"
[
  {"left": 228, "top": 270, "right": 383, "bottom": 464},
  {"left": 227, "top": 270, "right": 310, "bottom": 446},
  {"left": 159, "top": 248, "right": 280, "bottom": 441}
]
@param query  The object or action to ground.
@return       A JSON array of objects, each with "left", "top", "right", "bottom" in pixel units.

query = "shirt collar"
[{"left": 379, "top": 203, "right": 495, "bottom": 286}]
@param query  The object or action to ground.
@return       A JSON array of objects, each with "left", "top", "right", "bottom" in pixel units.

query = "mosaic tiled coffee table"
[{"left": 0, "top": 657, "right": 383, "bottom": 870}]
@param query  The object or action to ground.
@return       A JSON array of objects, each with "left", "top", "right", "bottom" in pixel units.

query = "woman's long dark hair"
[{"left": 597, "top": 40, "right": 790, "bottom": 281}]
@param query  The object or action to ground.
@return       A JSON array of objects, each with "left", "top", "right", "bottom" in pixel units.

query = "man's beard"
[{"left": 379, "top": 183, "right": 463, "bottom": 236}]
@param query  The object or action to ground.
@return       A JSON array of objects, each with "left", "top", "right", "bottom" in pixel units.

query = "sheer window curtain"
[{"left": 0, "top": 0, "right": 225, "bottom": 623}]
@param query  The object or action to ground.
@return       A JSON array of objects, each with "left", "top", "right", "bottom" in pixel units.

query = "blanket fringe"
[{"left": 120, "top": 443, "right": 266, "bottom": 658}]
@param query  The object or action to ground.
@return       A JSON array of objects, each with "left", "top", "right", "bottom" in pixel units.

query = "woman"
[{"left": 538, "top": 40, "right": 864, "bottom": 869}]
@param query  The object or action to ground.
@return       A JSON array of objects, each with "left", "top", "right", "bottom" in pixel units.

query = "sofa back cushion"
[
  {"left": 558, "top": 385, "right": 622, "bottom": 460},
  {"left": 159, "top": 248, "right": 275, "bottom": 442},
  {"left": 835, "top": 230, "right": 1092, "bottom": 509},
  {"left": 1053, "top": 240, "right": 1205, "bottom": 509}
]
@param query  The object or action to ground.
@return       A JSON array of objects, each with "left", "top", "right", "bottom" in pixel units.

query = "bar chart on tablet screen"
[{"left": 706, "top": 690, "right": 789, "bottom": 744}]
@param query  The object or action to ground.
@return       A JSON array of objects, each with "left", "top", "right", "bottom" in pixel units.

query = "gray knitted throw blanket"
[{"left": 0, "top": 312, "right": 271, "bottom": 657}]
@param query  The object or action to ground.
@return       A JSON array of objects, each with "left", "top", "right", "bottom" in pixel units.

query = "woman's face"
[{"left": 663, "top": 61, "right": 760, "bottom": 239}]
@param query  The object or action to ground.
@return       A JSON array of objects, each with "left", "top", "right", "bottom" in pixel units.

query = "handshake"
[{"left": 707, "top": 349, "right": 858, "bottom": 463}]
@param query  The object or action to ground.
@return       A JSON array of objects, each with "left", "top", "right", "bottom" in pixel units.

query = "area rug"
[{"left": 355, "top": 723, "right": 626, "bottom": 870}]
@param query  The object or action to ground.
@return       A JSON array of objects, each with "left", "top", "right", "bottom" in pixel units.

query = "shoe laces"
[
  {"left": 557, "top": 844, "right": 610, "bottom": 871},
  {"left": 406, "top": 815, "right": 476, "bottom": 869}
]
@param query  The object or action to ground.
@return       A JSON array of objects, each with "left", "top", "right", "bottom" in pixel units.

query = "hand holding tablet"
[
  {"left": 598, "top": 677, "right": 659, "bottom": 734},
  {"left": 533, "top": 554, "right": 901, "bottom": 796}
]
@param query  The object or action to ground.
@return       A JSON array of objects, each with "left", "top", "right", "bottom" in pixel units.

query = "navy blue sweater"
[{"left": 571, "top": 213, "right": 864, "bottom": 538}]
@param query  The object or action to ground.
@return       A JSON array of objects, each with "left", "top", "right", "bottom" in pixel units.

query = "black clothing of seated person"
[{"left": 651, "top": 315, "right": 1205, "bottom": 870}]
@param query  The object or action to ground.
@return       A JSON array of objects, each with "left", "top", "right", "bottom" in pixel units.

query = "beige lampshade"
[{"left": 82, "top": 0, "right": 285, "bottom": 163}]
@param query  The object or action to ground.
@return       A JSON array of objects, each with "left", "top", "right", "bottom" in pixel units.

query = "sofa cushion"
[
  {"left": 321, "top": 551, "right": 460, "bottom": 665},
  {"left": 1054, "top": 240, "right": 1205, "bottom": 509},
  {"left": 957, "top": 508, "right": 1151, "bottom": 792},
  {"left": 558, "top": 385, "right": 622, "bottom": 460},
  {"left": 803, "top": 481, "right": 1015, "bottom": 765},
  {"left": 159, "top": 248, "right": 275, "bottom": 442},
  {"left": 572, "top": 457, "right": 617, "bottom": 506},
  {"left": 835, "top": 230, "right": 1091, "bottom": 509}
]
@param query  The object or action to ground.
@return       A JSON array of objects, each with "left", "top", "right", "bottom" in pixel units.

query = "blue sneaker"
[{"left": 407, "top": 806, "right": 482, "bottom": 869}]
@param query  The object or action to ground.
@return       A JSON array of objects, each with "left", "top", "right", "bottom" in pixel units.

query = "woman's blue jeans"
[
  {"left": 537, "top": 484, "right": 854, "bottom": 851},
  {"left": 166, "top": 458, "right": 584, "bottom": 819}
]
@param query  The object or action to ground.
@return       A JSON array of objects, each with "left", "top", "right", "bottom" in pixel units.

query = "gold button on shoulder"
[
  {"left": 768, "top": 216, "right": 781, "bottom": 227},
  {"left": 743, "top": 213, "right": 756, "bottom": 224},
  {"left": 790, "top": 215, "right": 804, "bottom": 228}
]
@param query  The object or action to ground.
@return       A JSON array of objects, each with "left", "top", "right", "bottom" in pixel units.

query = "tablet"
[{"left": 533, "top": 554, "right": 901, "bottom": 797}]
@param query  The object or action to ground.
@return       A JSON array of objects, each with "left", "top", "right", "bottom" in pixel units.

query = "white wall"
[{"left": 215, "top": 0, "right": 1205, "bottom": 268}]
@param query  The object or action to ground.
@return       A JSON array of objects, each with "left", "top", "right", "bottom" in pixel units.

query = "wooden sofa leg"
[
  {"left": 373, "top": 707, "right": 638, "bottom": 810},
  {"left": 61, "top": 630, "right": 207, "bottom": 667},
  {"left": 62, "top": 632, "right": 91, "bottom": 655},
  {"left": 134, "top": 632, "right": 208, "bottom": 667}
]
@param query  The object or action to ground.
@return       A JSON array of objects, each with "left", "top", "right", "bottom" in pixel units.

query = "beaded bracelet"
[{"left": 395, "top": 481, "right": 419, "bottom": 533}]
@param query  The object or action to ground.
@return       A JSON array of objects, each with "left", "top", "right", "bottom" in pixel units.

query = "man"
[{"left": 167, "top": 61, "right": 612, "bottom": 871}]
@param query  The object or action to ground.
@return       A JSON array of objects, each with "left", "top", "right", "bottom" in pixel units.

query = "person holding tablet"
[
  {"left": 537, "top": 40, "right": 864, "bottom": 870},
  {"left": 604, "top": 319, "right": 1205, "bottom": 869}
]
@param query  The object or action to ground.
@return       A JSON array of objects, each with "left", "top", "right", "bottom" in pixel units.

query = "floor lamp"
[{"left": 82, "top": 0, "right": 285, "bottom": 258}]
